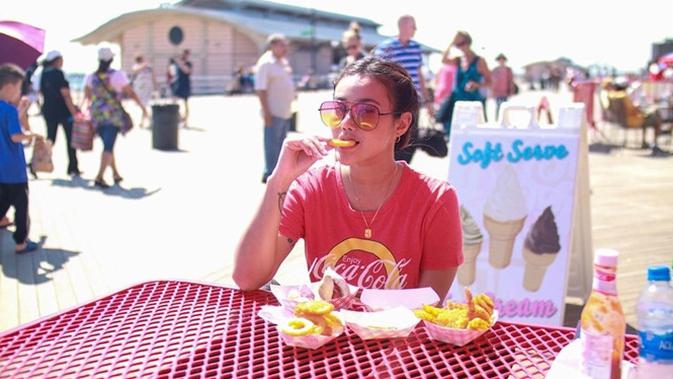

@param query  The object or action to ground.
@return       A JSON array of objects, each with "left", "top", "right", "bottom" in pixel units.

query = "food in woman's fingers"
[{"left": 327, "top": 138, "right": 356, "bottom": 148}]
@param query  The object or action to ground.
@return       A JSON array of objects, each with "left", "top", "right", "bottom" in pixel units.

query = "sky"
[{"left": 4, "top": 0, "right": 672, "bottom": 74}]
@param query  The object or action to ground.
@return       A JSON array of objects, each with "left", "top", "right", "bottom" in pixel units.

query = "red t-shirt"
[{"left": 279, "top": 162, "right": 463, "bottom": 289}]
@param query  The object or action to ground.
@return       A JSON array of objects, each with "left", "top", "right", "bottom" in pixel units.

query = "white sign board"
[{"left": 447, "top": 102, "right": 585, "bottom": 326}]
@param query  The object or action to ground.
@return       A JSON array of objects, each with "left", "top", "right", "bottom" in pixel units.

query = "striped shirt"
[{"left": 373, "top": 38, "right": 423, "bottom": 94}]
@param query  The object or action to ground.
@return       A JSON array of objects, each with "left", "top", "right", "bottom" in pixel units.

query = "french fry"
[{"left": 328, "top": 139, "right": 356, "bottom": 148}]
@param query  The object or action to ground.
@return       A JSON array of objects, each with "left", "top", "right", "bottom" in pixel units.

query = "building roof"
[
  {"left": 73, "top": 2, "right": 439, "bottom": 54},
  {"left": 73, "top": 5, "right": 387, "bottom": 48},
  {"left": 176, "top": 0, "right": 381, "bottom": 29}
]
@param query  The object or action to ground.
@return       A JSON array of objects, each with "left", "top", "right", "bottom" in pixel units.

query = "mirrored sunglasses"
[{"left": 318, "top": 100, "right": 398, "bottom": 131}]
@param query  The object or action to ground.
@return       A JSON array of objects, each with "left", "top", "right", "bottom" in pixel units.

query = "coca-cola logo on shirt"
[{"left": 307, "top": 237, "right": 411, "bottom": 289}]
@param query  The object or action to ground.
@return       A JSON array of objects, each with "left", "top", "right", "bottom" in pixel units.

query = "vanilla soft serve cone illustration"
[
  {"left": 457, "top": 206, "right": 484, "bottom": 286},
  {"left": 483, "top": 165, "right": 527, "bottom": 269},
  {"left": 522, "top": 206, "right": 561, "bottom": 292}
]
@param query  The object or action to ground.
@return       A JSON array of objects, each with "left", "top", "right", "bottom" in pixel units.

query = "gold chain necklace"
[{"left": 347, "top": 163, "right": 398, "bottom": 239}]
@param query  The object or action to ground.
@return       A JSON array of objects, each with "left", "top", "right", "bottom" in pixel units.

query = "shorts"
[{"left": 97, "top": 124, "right": 119, "bottom": 152}]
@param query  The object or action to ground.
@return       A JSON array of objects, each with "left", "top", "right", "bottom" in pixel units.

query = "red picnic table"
[{"left": 0, "top": 280, "right": 639, "bottom": 378}]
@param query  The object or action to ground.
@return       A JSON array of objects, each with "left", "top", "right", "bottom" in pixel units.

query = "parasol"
[{"left": 0, "top": 20, "right": 46, "bottom": 69}]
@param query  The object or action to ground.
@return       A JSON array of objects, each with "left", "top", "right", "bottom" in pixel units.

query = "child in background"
[{"left": 0, "top": 64, "right": 42, "bottom": 253}]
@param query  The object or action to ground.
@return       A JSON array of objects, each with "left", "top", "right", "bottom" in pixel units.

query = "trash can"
[{"left": 151, "top": 104, "right": 179, "bottom": 150}]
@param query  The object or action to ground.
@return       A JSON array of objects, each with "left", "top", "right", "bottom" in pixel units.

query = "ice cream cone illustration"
[
  {"left": 483, "top": 165, "right": 527, "bottom": 269},
  {"left": 483, "top": 215, "right": 525, "bottom": 268},
  {"left": 522, "top": 206, "right": 561, "bottom": 292},
  {"left": 457, "top": 206, "right": 484, "bottom": 286}
]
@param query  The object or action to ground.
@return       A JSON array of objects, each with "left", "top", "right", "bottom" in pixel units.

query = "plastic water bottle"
[{"left": 636, "top": 265, "right": 673, "bottom": 379}]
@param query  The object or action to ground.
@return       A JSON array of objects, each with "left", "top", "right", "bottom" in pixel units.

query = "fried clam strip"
[
  {"left": 464, "top": 288, "right": 492, "bottom": 325},
  {"left": 415, "top": 290, "right": 495, "bottom": 331}
]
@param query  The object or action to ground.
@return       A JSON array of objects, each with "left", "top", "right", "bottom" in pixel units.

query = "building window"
[{"left": 169, "top": 26, "right": 184, "bottom": 45}]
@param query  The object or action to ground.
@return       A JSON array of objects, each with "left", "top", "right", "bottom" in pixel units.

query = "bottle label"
[
  {"left": 639, "top": 330, "right": 673, "bottom": 363},
  {"left": 593, "top": 266, "right": 617, "bottom": 295},
  {"left": 581, "top": 329, "right": 615, "bottom": 378}
]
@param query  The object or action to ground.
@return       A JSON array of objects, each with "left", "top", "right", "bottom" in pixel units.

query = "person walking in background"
[
  {"left": 21, "top": 62, "right": 40, "bottom": 117},
  {"left": 491, "top": 53, "right": 515, "bottom": 121},
  {"left": 373, "top": 15, "right": 433, "bottom": 163},
  {"left": 83, "top": 48, "right": 147, "bottom": 189},
  {"left": 0, "top": 64, "right": 43, "bottom": 253},
  {"left": 436, "top": 31, "right": 491, "bottom": 138},
  {"left": 254, "top": 34, "right": 295, "bottom": 184},
  {"left": 433, "top": 54, "right": 457, "bottom": 111},
  {"left": 373, "top": 15, "right": 432, "bottom": 113},
  {"left": 28, "top": 62, "right": 43, "bottom": 115},
  {"left": 131, "top": 54, "right": 156, "bottom": 128},
  {"left": 339, "top": 22, "right": 365, "bottom": 69},
  {"left": 170, "top": 49, "right": 192, "bottom": 128},
  {"left": 39, "top": 50, "right": 81, "bottom": 176}
]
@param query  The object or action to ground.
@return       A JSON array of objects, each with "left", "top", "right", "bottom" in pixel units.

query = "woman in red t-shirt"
[{"left": 234, "top": 57, "right": 463, "bottom": 301}]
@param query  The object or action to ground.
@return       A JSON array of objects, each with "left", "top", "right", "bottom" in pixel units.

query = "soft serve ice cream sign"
[
  {"left": 457, "top": 139, "right": 569, "bottom": 169},
  {"left": 447, "top": 103, "right": 582, "bottom": 326}
]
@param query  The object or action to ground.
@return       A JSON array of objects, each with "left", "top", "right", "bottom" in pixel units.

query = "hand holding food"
[{"left": 271, "top": 135, "right": 330, "bottom": 189}]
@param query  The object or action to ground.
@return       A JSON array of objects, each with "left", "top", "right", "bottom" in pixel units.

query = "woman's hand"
[
  {"left": 268, "top": 135, "right": 333, "bottom": 189},
  {"left": 465, "top": 81, "right": 479, "bottom": 92}
]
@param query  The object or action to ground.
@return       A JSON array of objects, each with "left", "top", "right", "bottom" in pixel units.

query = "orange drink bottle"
[{"left": 580, "top": 249, "right": 625, "bottom": 379}]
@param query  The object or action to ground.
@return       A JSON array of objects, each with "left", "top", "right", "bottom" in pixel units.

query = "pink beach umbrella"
[
  {"left": 658, "top": 52, "right": 673, "bottom": 67},
  {"left": 0, "top": 20, "right": 46, "bottom": 69}
]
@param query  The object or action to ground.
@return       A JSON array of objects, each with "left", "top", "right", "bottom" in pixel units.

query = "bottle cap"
[
  {"left": 594, "top": 249, "right": 618, "bottom": 267},
  {"left": 648, "top": 265, "right": 671, "bottom": 282}
]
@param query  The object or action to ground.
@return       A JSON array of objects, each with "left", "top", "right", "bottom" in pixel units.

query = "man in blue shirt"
[
  {"left": 373, "top": 15, "right": 433, "bottom": 162},
  {"left": 373, "top": 15, "right": 431, "bottom": 111},
  {"left": 0, "top": 64, "right": 42, "bottom": 253}
]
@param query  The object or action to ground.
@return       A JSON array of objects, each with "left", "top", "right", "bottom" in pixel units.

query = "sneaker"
[
  {"left": 16, "top": 240, "right": 39, "bottom": 254},
  {"left": 651, "top": 146, "right": 670, "bottom": 157}
]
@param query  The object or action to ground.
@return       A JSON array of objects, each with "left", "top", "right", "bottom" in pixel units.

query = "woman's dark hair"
[
  {"left": 333, "top": 56, "right": 419, "bottom": 151},
  {"left": 454, "top": 31, "right": 472, "bottom": 46},
  {"left": 96, "top": 59, "right": 113, "bottom": 75},
  {"left": 42, "top": 57, "right": 60, "bottom": 67}
]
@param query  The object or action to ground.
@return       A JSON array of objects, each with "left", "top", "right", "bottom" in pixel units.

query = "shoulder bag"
[{"left": 97, "top": 72, "right": 133, "bottom": 135}]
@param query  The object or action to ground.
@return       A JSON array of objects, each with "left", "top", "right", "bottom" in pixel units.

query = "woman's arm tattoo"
[
  {"left": 277, "top": 192, "right": 287, "bottom": 211},
  {"left": 278, "top": 192, "right": 295, "bottom": 246}
]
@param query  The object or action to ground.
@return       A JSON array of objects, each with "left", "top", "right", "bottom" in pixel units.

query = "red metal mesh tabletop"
[{"left": 0, "top": 281, "right": 639, "bottom": 378}]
